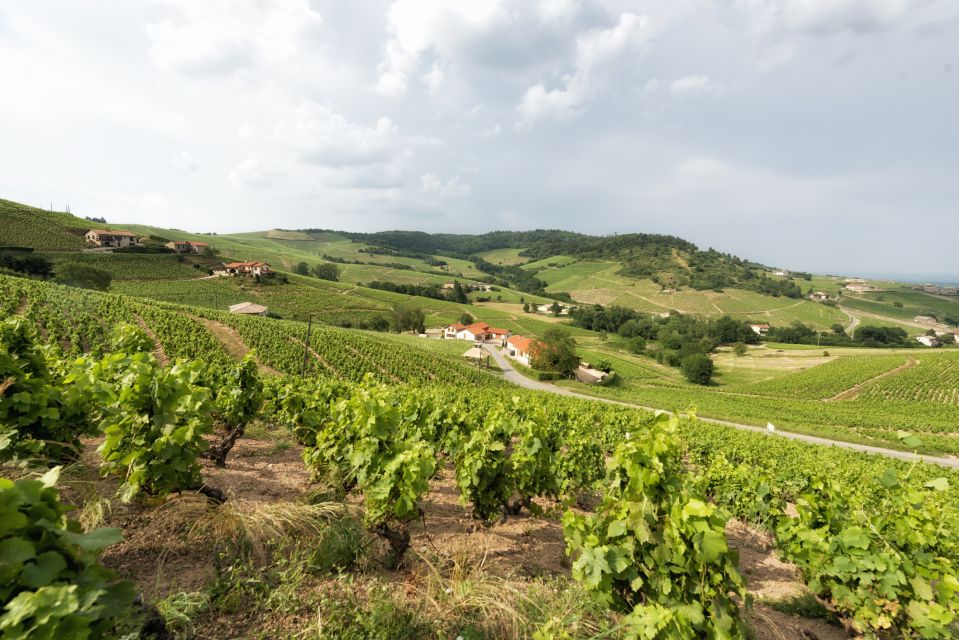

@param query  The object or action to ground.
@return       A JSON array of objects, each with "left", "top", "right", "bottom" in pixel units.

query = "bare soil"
[
  {"left": 187, "top": 313, "right": 282, "bottom": 376},
  {"left": 73, "top": 435, "right": 853, "bottom": 639}
]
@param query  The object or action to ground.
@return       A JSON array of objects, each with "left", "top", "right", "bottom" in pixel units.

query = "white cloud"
[
  {"left": 172, "top": 149, "right": 198, "bottom": 172},
  {"left": 421, "top": 172, "right": 471, "bottom": 198},
  {"left": 668, "top": 75, "right": 715, "bottom": 96},
  {"left": 228, "top": 158, "right": 277, "bottom": 188},
  {"left": 421, "top": 62, "right": 445, "bottom": 95},
  {"left": 517, "top": 13, "right": 657, "bottom": 125},
  {"left": 272, "top": 103, "right": 404, "bottom": 167},
  {"left": 147, "top": 0, "right": 323, "bottom": 75},
  {"left": 374, "top": 1, "right": 505, "bottom": 96}
]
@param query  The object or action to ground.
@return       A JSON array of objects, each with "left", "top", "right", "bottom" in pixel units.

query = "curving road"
[{"left": 481, "top": 344, "right": 959, "bottom": 469}]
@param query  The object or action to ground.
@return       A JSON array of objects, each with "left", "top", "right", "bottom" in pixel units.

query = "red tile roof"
[
  {"left": 446, "top": 323, "right": 466, "bottom": 331},
  {"left": 189, "top": 241, "right": 210, "bottom": 246},
  {"left": 464, "top": 322, "right": 491, "bottom": 335},
  {"left": 87, "top": 229, "right": 137, "bottom": 237},
  {"left": 487, "top": 327, "right": 509, "bottom": 335},
  {"left": 224, "top": 261, "right": 269, "bottom": 268},
  {"left": 507, "top": 335, "right": 537, "bottom": 352}
]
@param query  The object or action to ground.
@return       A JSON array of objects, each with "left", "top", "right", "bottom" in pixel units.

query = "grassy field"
[
  {"left": 475, "top": 247, "right": 530, "bottom": 265},
  {"left": 532, "top": 260, "right": 848, "bottom": 329},
  {"left": 842, "top": 290, "right": 959, "bottom": 322},
  {"left": 0, "top": 199, "right": 90, "bottom": 250}
]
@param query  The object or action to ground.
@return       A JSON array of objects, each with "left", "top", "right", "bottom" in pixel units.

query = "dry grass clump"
[
  {"left": 411, "top": 539, "right": 615, "bottom": 639},
  {"left": 156, "top": 495, "right": 346, "bottom": 562}
]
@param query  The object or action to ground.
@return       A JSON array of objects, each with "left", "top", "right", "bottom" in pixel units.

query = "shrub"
[
  {"left": 680, "top": 353, "right": 714, "bottom": 385},
  {"left": 0, "top": 468, "right": 135, "bottom": 639},
  {"left": 53, "top": 262, "right": 112, "bottom": 291}
]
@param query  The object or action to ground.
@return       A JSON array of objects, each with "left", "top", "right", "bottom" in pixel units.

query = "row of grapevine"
[
  {"left": 859, "top": 352, "right": 959, "bottom": 406},
  {"left": 731, "top": 355, "right": 907, "bottom": 399}
]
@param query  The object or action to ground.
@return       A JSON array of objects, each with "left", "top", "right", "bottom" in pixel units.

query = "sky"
[{"left": 0, "top": 1, "right": 957, "bottom": 275}]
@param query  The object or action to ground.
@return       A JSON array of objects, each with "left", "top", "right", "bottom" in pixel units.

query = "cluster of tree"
[
  {"left": 390, "top": 304, "right": 427, "bottom": 334},
  {"left": 571, "top": 305, "right": 761, "bottom": 384},
  {"left": 294, "top": 261, "right": 340, "bottom": 282},
  {"left": 530, "top": 328, "right": 580, "bottom": 375},
  {"left": 84, "top": 215, "right": 107, "bottom": 223},
  {"left": 0, "top": 252, "right": 53, "bottom": 278},
  {"left": 471, "top": 257, "right": 571, "bottom": 300},
  {"left": 54, "top": 262, "right": 112, "bottom": 291},
  {"left": 765, "top": 321, "right": 909, "bottom": 347},
  {"left": 365, "top": 280, "right": 470, "bottom": 304}
]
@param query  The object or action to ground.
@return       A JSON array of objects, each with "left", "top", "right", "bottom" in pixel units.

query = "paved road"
[
  {"left": 841, "top": 306, "right": 861, "bottom": 335},
  {"left": 481, "top": 344, "right": 959, "bottom": 469}
]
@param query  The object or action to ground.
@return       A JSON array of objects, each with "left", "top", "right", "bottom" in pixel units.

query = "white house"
[
  {"left": 446, "top": 321, "right": 510, "bottom": 342},
  {"left": 220, "top": 261, "right": 273, "bottom": 276},
  {"left": 749, "top": 323, "right": 770, "bottom": 336},
  {"left": 809, "top": 291, "right": 831, "bottom": 302},
  {"left": 916, "top": 335, "right": 939, "bottom": 347},
  {"left": 85, "top": 229, "right": 138, "bottom": 248},
  {"left": 505, "top": 335, "right": 541, "bottom": 367},
  {"left": 773, "top": 270, "right": 791, "bottom": 277},
  {"left": 166, "top": 240, "right": 210, "bottom": 254},
  {"left": 229, "top": 302, "right": 268, "bottom": 316}
]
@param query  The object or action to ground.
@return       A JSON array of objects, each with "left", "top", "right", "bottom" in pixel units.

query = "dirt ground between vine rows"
[{"left": 73, "top": 435, "right": 855, "bottom": 639}]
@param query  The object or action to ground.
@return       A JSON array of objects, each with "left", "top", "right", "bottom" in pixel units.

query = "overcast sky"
[{"left": 1, "top": 1, "right": 956, "bottom": 274}]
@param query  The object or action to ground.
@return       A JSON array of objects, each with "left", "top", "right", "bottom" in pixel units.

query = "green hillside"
[{"left": 0, "top": 198, "right": 91, "bottom": 250}]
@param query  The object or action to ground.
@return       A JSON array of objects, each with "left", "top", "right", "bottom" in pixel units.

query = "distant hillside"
[
  {"left": 0, "top": 199, "right": 93, "bottom": 251},
  {"left": 310, "top": 228, "right": 801, "bottom": 298}
]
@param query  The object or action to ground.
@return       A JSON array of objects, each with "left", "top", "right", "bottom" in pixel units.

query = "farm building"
[
  {"left": 166, "top": 240, "right": 210, "bottom": 254},
  {"left": 575, "top": 364, "right": 609, "bottom": 384},
  {"left": 228, "top": 302, "right": 268, "bottom": 316},
  {"left": 916, "top": 335, "right": 939, "bottom": 347},
  {"left": 444, "top": 322, "right": 510, "bottom": 342},
  {"left": 462, "top": 345, "right": 491, "bottom": 368},
  {"left": 85, "top": 229, "right": 138, "bottom": 248},
  {"left": 505, "top": 335, "right": 542, "bottom": 367},
  {"left": 749, "top": 323, "right": 770, "bottom": 336},
  {"left": 809, "top": 291, "right": 832, "bottom": 302},
  {"left": 218, "top": 261, "right": 273, "bottom": 277}
]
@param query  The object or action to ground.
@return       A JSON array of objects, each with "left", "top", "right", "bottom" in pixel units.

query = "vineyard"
[
  {"left": 858, "top": 353, "right": 959, "bottom": 406},
  {"left": 0, "top": 198, "right": 90, "bottom": 250},
  {"left": 730, "top": 355, "right": 909, "bottom": 400},
  {"left": 3, "top": 271, "right": 959, "bottom": 638}
]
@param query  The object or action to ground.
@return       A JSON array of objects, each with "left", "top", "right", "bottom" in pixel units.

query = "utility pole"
[{"left": 300, "top": 314, "right": 313, "bottom": 377}]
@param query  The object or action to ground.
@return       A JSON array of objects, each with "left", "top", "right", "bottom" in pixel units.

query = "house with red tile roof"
[
  {"left": 506, "top": 335, "right": 543, "bottom": 367},
  {"left": 85, "top": 229, "right": 138, "bottom": 248}
]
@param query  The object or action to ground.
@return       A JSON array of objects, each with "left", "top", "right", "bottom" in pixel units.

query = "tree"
[
  {"left": 681, "top": 353, "right": 713, "bottom": 385},
  {"left": 531, "top": 328, "right": 579, "bottom": 374},
  {"left": 522, "top": 302, "right": 530, "bottom": 313},
  {"left": 54, "top": 262, "right": 112, "bottom": 291},
  {"left": 293, "top": 261, "right": 310, "bottom": 276},
  {"left": 459, "top": 312, "right": 475, "bottom": 326},
  {"left": 312, "top": 262, "right": 340, "bottom": 282},
  {"left": 390, "top": 305, "right": 426, "bottom": 334},
  {"left": 628, "top": 336, "right": 646, "bottom": 354},
  {"left": 831, "top": 324, "right": 847, "bottom": 338},
  {"left": 732, "top": 342, "right": 747, "bottom": 356},
  {"left": 549, "top": 301, "right": 562, "bottom": 317},
  {"left": 451, "top": 281, "right": 469, "bottom": 304}
]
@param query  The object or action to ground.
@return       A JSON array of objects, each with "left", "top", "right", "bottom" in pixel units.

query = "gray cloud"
[{"left": 0, "top": 0, "right": 956, "bottom": 274}]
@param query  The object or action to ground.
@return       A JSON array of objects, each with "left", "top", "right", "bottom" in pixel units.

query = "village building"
[
  {"left": 85, "top": 229, "right": 138, "bottom": 248},
  {"left": 218, "top": 261, "right": 273, "bottom": 277},
  {"left": 462, "top": 345, "right": 491, "bottom": 368},
  {"left": 773, "top": 270, "right": 791, "bottom": 277},
  {"left": 444, "top": 321, "right": 510, "bottom": 342},
  {"left": 942, "top": 286, "right": 958, "bottom": 296},
  {"left": 916, "top": 335, "right": 939, "bottom": 347},
  {"left": 809, "top": 291, "right": 831, "bottom": 302},
  {"left": 749, "top": 323, "right": 770, "bottom": 336},
  {"left": 228, "top": 302, "right": 268, "bottom": 317},
  {"left": 505, "top": 335, "right": 541, "bottom": 367},
  {"left": 166, "top": 240, "right": 210, "bottom": 254},
  {"left": 574, "top": 363, "right": 609, "bottom": 384}
]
